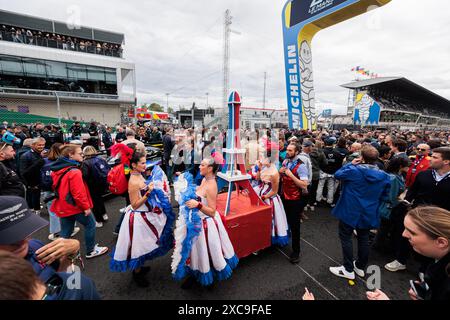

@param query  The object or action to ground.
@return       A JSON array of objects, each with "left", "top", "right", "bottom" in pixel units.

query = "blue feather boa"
[
  {"left": 109, "top": 166, "right": 175, "bottom": 272},
  {"left": 172, "top": 173, "right": 202, "bottom": 280},
  {"left": 172, "top": 173, "right": 239, "bottom": 286}
]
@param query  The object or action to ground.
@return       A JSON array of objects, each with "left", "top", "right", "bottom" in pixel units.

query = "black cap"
[{"left": 0, "top": 196, "right": 48, "bottom": 245}]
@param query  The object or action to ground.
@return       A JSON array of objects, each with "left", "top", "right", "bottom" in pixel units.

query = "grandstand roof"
[{"left": 341, "top": 77, "right": 450, "bottom": 115}]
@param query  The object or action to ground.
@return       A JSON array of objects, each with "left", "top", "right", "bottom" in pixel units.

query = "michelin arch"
[{"left": 282, "top": 0, "right": 391, "bottom": 130}]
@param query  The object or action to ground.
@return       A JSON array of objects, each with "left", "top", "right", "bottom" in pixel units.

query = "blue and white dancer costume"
[
  {"left": 254, "top": 165, "right": 289, "bottom": 247},
  {"left": 110, "top": 166, "right": 174, "bottom": 272},
  {"left": 172, "top": 173, "right": 238, "bottom": 286}
]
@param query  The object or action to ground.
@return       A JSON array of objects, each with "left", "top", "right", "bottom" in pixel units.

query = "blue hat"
[
  {"left": 0, "top": 196, "right": 48, "bottom": 245},
  {"left": 1, "top": 131, "right": 21, "bottom": 145}
]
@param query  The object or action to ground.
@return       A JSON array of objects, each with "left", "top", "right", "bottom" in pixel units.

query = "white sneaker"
[
  {"left": 86, "top": 244, "right": 108, "bottom": 259},
  {"left": 329, "top": 266, "right": 355, "bottom": 280},
  {"left": 95, "top": 222, "right": 103, "bottom": 228},
  {"left": 309, "top": 206, "right": 315, "bottom": 212},
  {"left": 71, "top": 227, "right": 81, "bottom": 237},
  {"left": 353, "top": 261, "right": 365, "bottom": 278},
  {"left": 304, "top": 206, "right": 309, "bottom": 212},
  {"left": 48, "top": 233, "right": 60, "bottom": 241},
  {"left": 102, "top": 214, "right": 109, "bottom": 221},
  {"left": 385, "top": 260, "right": 407, "bottom": 272}
]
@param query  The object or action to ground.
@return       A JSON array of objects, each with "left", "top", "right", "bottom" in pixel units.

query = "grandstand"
[{"left": 341, "top": 77, "right": 450, "bottom": 130}]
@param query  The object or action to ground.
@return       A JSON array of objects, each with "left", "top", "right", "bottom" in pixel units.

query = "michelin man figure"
[
  {"left": 299, "top": 40, "right": 316, "bottom": 129},
  {"left": 356, "top": 94, "right": 374, "bottom": 126}
]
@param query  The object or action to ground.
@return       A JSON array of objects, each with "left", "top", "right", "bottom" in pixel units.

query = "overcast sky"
[{"left": 1, "top": 0, "right": 449, "bottom": 114}]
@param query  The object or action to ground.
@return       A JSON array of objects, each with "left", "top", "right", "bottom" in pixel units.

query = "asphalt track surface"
[{"left": 34, "top": 193, "right": 422, "bottom": 300}]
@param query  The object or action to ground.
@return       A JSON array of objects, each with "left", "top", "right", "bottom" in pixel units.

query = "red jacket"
[
  {"left": 406, "top": 155, "right": 431, "bottom": 188},
  {"left": 50, "top": 167, "right": 93, "bottom": 218}
]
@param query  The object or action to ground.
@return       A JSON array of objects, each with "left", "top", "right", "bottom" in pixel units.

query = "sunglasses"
[{"left": 418, "top": 149, "right": 428, "bottom": 152}]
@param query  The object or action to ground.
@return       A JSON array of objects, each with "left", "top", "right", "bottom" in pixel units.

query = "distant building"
[{"left": 0, "top": 10, "right": 136, "bottom": 126}]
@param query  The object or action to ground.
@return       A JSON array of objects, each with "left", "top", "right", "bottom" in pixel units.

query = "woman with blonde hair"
[
  {"left": 367, "top": 206, "right": 450, "bottom": 301},
  {"left": 304, "top": 206, "right": 450, "bottom": 301},
  {"left": 42, "top": 143, "right": 80, "bottom": 241}
]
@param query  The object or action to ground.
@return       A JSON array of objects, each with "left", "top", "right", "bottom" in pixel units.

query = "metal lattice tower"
[
  {"left": 222, "top": 10, "right": 232, "bottom": 116},
  {"left": 263, "top": 72, "right": 267, "bottom": 109}
]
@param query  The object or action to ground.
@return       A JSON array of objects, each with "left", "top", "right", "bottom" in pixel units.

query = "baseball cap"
[
  {"left": 303, "top": 141, "right": 314, "bottom": 147},
  {"left": 0, "top": 196, "right": 49, "bottom": 245}
]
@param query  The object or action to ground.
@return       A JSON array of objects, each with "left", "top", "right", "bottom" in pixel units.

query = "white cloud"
[{"left": 1, "top": 0, "right": 449, "bottom": 114}]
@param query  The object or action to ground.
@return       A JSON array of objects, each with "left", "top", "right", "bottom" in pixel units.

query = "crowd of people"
[
  {"left": 1, "top": 119, "right": 450, "bottom": 301},
  {"left": 1, "top": 24, "right": 123, "bottom": 57}
]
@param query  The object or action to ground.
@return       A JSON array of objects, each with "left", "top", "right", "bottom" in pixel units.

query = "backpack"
[
  {"left": 40, "top": 158, "right": 54, "bottom": 191},
  {"left": 107, "top": 163, "right": 128, "bottom": 195},
  {"left": 89, "top": 157, "right": 111, "bottom": 185}
]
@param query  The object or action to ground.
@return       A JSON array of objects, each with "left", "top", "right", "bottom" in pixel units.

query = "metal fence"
[{"left": 0, "top": 90, "right": 134, "bottom": 129}]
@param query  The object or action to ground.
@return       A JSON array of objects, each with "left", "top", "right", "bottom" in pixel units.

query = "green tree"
[
  {"left": 148, "top": 103, "right": 163, "bottom": 112},
  {"left": 167, "top": 106, "right": 174, "bottom": 114}
]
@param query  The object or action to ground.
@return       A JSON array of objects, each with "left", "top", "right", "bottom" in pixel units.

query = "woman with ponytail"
[{"left": 368, "top": 206, "right": 450, "bottom": 301}]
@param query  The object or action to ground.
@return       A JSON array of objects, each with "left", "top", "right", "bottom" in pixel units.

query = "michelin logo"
[{"left": 309, "top": 0, "right": 336, "bottom": 15}]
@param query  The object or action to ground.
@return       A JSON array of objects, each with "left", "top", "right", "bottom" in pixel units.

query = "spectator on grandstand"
[
  {"left": 19, "top": 137, "right": 46, "bottom": 215},
  {"left": 81, "top": 146, "right": 111, "bottom": 227},
  {"left": 0, "top": 142, "right": 26, "bottom": 197},
  {"left": 329, "top": 146, "right": 391, "bottom": 280},
  {"left": 0, "top": 196, "right": 101, "bottom": 300},
  {"left": 369, "top": 207, "right": 450, "bottom": 301},
  {"left": 50, "top": 144, "right": 108, "bottom": 259},
  {"left": 405, "top": 144, "right": 431, "bottom": 188}
]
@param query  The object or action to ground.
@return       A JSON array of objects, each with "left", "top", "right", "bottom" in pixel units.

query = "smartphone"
[{"left": 410, "top": 280, "right": 427, "bottom": 300}]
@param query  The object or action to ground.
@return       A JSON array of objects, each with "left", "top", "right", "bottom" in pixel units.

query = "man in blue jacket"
[{"left": 329, "top": 146, "right": 391, "bottom": 280}]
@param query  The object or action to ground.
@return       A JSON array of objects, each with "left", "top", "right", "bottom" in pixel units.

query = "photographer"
[{"left": 0, "top": 196, "right": 101, "bottom": 300}]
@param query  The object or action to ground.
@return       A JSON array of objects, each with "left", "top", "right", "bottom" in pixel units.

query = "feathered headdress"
[{"left": 110, "top": 144, "right": 134, "bottom": 166}]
